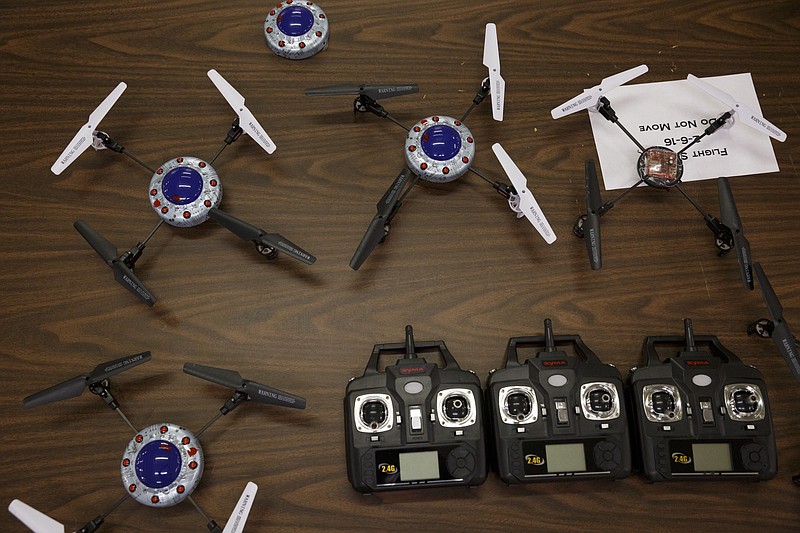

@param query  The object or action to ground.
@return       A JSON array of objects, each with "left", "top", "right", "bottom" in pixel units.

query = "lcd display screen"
[
  {"left": 398, "top": 450, "right": 440, "bottom": 481},
  {"left": 691, "top": 443, "right": 733, "bottom": 472},
  {"left": 545, "top": 443, "right": 587, "bottom": 473}
]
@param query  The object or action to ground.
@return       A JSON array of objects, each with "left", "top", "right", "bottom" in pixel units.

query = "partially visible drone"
[
  {"left": 747, "top": 262, "right": 800, "bottom": 383},
  {"left": 54, "top": 69, "right": 316, "bottom": 307},
  {"left": 9, "top": 352, "right": 305, "bottom": 532},
  {"left": 305, "top": 23, "right": 555, "bottom": 270},
  {"left": 551, "top": 66, "right": 786, "bottom": 275}
]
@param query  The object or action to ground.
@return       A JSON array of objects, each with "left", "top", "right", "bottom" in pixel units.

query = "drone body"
[
  {"left": 404, "top": 116, "right": 475, "bottom": 182},
  {"left": 149, "top": 157, "right": 222, "bottom": 227},
  {"left": 121, "top": 423, "right": 204, "bottom": 508},
  {"left": 264, "top": 1, "right": 329, "bottom": 59}
]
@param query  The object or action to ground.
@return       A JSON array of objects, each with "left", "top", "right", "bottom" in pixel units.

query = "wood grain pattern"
[{"left": 1, "top": 0, "right": 799, "bottom": 531}]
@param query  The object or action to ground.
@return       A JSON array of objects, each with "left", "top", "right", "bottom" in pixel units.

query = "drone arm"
[
  {"left": 596, "top": 97, "right": 646, "bottom": 152},
  {"left": 114, "top": 220, "right": 163, "bottom": 273},
  {"left": 87, "top": 382, "right": 139, "bottom": 433},
  {"left": 94, "top": 132, "right": 156, "bottom": 174},
  {"left": 75, "top": 496, "right": 129, "bottom": 533},
  {"left": 356, "top": 95, "right": 410, "bottom": 131},
  {"left": 187, "top": 495, "right": 222, "bottom": 533},
  {"left": 209, "top": 118, "right": 244, "bottom": 165},
  {"left": 677, "top": 111, "right": 733, "bottom": 156},
  {"left": 673, "top": 184, "right": 733, "bottom": 254},
  {"left": 464, "top": 166, "right": 513, "bottom": 199},
  {"left": 460, "top": 78, "right": 492, "bottom": 123},
  {"left": 194, "top": 390, "right": 248, "bottom": 438}
]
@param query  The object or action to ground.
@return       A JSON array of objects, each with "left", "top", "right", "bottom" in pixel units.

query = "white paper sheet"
[{"left": 587, "top": 73, "right": 779, "bottom": 190}]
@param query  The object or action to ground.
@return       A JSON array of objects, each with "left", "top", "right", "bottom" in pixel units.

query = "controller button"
[
  {"left": 547, "top": 374, "right": 568, "bottom": 387},
  {"left": 691, "top": 374, "right": 712, "bottom": 387},
  {"left": 403, "top": 381, "right": 425, "bottom": 394}
]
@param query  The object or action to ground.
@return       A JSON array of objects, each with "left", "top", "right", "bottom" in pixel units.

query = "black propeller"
[
  {"left": 23, "top": 352, "right": 152, "bottom": 408},
  {"left": 753, "top": 263, "right": 800, "bottom": 382},
  {"left": 207, "top": 208, "right": 316, "bottom": 265},
  {"left": 584, "top": 159, "right": 603, "bottom": 270},
  {"left": 350, "top": 168, "right": 414, "bottom": 271},
  {"left": 717, "top": 177, "right": 753, "bottom": 290},
  {"left": 183, "top": 363, "right": 306, "bottom": 409},
  {"left": 74, "top": 220, "right": 155, "bottom": 306},
  {"left": 304, "top": 83, "right": 419, "bottom": 101}
]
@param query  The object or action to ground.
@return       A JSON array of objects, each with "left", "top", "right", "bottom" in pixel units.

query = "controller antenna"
[
  {"left": 404, "top": 325, "right": 416, "bottom": 359},
  {"left": 684, "top": 318, "right": 697, "bottom": 352},
  {"left": 544, "top": 318, "right": 556, "bottom": 352}
]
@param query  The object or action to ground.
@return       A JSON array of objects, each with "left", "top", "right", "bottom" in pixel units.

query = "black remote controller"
[
  {"left": 343, "top": 325, "right": 487, "bottom": 492},
  {"left": 485, "top": 319, "right": 631, "bottom": 483},
  {"left": 629, "top": 318, "right": 776, "bottom": 481}
]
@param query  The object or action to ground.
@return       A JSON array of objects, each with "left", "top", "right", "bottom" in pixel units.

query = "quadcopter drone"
[
  {"left": 8, "top": 352, "right": 305, "bottom": 532},
  {"left": 551, "top": 66, "right": 786, "bottom": 274},
  {"left": 305, "top": 23, "right": 555, "bottom": 270},
  {"left": 53, "top": 69, "right": 316, "bottom": 307}
]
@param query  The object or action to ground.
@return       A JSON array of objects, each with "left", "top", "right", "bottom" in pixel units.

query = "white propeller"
[
  {"left": 550, "top": 64, "right": 648, "bottom": 119},
  {"left": 8, "top": 500, "right": 65, "bottom": 533},
  {"left": 687, "top": 74, "right": 786, "bottom": 142},
  {"left": 482, "top": 23, "right": 505, "bottom": 121},
  {"left": 222, "top": 481, "right": 258, "bottom": 533},
  {"left": 491, "top": 143, "right": 556, "bottom": 244},
  {"left": 208, "top": 69, "right": 277, "bottom": 154},
  {"left": 50, "top": 82, "right": 126, "bottom": 175}
]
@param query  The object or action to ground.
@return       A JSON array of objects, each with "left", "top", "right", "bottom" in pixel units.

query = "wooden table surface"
[{"left": 1, "top": 0, "right": 798, "bottom": 531}]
